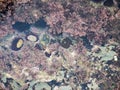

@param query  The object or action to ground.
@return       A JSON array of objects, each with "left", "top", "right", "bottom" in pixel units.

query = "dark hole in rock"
[
  {"left": 52, "top": 31, "right": 63, "bottom": 36},
  {"left": 103, "top": 0, "right": 114, "bottom": 7},
  {"left": 113, "top": 60, "right": 120, "bottom": 67},
  {"left": 50, "top": 39, "right": 56, "bottom": 44},
  {"left": 45, "top": 52, "right": 51, "bottom": 57},
  {"left": 6, "top": 63, "right": 12, "bottom": 70},
  {"left": 99, "top": 83, "right": 105, "bottom": 90},
  {"left": 106, "top": 60, "right": 114, "bottom": 65},
  {"left": 6, "top": 2, "right": 14, "bottom": 9},
  {"left": 12, "top": 21, "right": 31, "bottom": 32},
  {"left": 87, "top": 31, "right": 96, "bottom": 41},
  {"left": 60, "top": 37, "right": 72, "bottom": 49},
  {"left": 55, "top": 51, "right": 59, "bottom": 57},
  {"left": 42, "top": 88, "right": 46, "bottom": 90},
  {"left": 33, "top": 18, "right": 48, "bottom": 29},
  {"left": 81, "top": 36, "right": 93, "bottom": 50},
  {"left": 24, "top": 79, "right": 31, "bottom": 83},
  {"left": 118, "top": 3, "right": 120, "bottom": 9},
  {"left": 7, "top": 78, "right": 14, "bottom": 82},
  {"left": 4, "top": 82, "right": 11, "bottom": 88},
  {"left": 91, "top": 0, "right": 104, "bottom": 3},
  {"left": 0, "top": 10, "right": 7, "bottom": 15},
  {"left": 106, "top": 34, "right": 113, "bottom": 39},
  {"left": 48, "top": 80, "right": 61, "bottom": 86},
  {"left": 116, "top": 0, "right": 120, "bottom": 3},
  {"left": 4, "top": 78, "right": 13, "bottom": 88},
  {"left": 81, "top": 83, "right": 89, "bottom": 90},
  {"left": 35, "top": 44, "right": 44, "bottom": 50}
]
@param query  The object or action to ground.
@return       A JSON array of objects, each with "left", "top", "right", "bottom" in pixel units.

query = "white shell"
[
  {"left": 27, "top": 35, "right": 37, "bottom": 42},
  {"left": 114, "top": 55, "right": 118, "bottom": 61}
]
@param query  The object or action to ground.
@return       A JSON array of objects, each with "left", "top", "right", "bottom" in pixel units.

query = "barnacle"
[
  {"left": 60, "top": 37, "right": 72, "bottom": 49},
  {"left": 11, "top": 38, "right": 24, "bottom": 51}
]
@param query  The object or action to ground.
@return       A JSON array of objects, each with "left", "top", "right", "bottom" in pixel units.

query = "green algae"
[
  {"left": 34, "top": 82, "right": 51, "bottom": 90},
  {"left": 27, "top": 80, "right": 38, "bottom": 90},
  {"left": 42, "top": 34, "right": 50, "bottom": 44},
  {"left": 11, "top": 80, "right": 21, "bottom": 90},
  {"left": 1, "top": 76, "right": 7, "bottom": 83},
  {"left": 40, "top": 34, "right": 50, "bottom": 47},
  {"left": 27, "top": 81, "right": 51, "bottom": 90},
  {"left": 0, "top": 75, "right": 21, "bottom": 90},
  {"left": 87, "top": 45, "right": 116, "bottom": 62}
]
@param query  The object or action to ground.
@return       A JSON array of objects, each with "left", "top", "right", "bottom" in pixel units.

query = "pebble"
[{"left": 26, "top": 34, "right": 38, "bottom": 42}]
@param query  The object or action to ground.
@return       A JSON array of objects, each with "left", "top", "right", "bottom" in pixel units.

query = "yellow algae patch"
[
  {"left": 11, "top": 38, "right": 24, "bottom": 51},
  {"left": 17, "top": 39, "right": 24, "bottom": 48}
]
